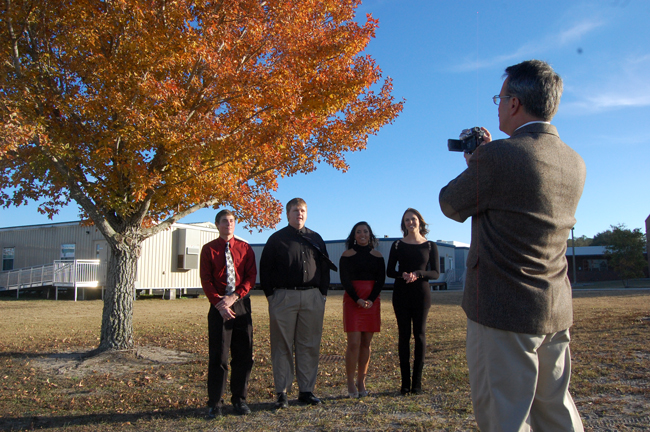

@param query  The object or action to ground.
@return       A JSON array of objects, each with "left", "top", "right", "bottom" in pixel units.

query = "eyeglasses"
[{"left": 492, "top": 95, "right": 513, "bottom": 105}]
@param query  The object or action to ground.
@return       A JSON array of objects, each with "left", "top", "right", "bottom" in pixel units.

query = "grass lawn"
[{"left": 0, "top": 289, "right": 648, "bottom": 431}]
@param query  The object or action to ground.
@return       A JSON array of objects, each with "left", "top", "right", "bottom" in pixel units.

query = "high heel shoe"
[
  {"left": 358, "top": 390, "right": 369, "bottom": 397},
  {"left": 347, "top": 390, "right": 359, "bottom": 398}
]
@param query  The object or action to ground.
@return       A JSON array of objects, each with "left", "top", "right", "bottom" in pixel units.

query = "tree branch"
[
  {"left": 34, "top": 135, "right": 117, "bottom": 240},
  {"left": 5, "top": 0, "right": 23, "bottom": 77},
  {"left": 140, "top": 198, "right": 223, "bottom": 238},
  {"left": 129, "top": 188, "right": 154, "bottom": 229}
]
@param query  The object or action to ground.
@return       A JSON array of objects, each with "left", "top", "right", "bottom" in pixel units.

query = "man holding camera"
[{"left": 439, "top": 60, "right": 585, "bottom": 431}]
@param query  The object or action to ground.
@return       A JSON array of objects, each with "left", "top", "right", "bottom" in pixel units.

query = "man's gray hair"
[{"left": 504, "top": 60, "right": 563, "bottom": 121}]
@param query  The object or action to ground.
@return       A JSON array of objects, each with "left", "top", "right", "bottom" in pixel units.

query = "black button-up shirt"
[{"left": 260, "top": 225, "right": 331, "bottom": 297}]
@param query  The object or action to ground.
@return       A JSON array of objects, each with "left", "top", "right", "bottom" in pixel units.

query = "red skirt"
[{"left": 343, "top": 280, "right": 381, "bottom": 333}]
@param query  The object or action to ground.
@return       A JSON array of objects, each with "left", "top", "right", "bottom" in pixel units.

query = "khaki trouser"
[
  {"left": 466, "top": 319, "right": 584, "bottom": 432},
  {"left": 268, "top": 288, "right": 326, "bottom": 394}
]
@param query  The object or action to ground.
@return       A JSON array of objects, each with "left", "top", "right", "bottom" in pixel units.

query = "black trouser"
[
  {"left": 207, "top": 297, "right": 254, "bottom": 408},
  {"left": 392, "top": 304, "right": 430, "bottom": 391}
]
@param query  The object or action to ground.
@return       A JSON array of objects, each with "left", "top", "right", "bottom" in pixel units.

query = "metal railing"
[
  {"left": 0, "top": 263, "right": 54, "bottom": 291},
  {"left": 445, "top": 268, "right": 457, "bottom": 283},
  {"left": 0, "top": 259, "right": 100, "bottom": 301},
  {"left": 54, "top": 260, "right": 100, "bottom": 288}
]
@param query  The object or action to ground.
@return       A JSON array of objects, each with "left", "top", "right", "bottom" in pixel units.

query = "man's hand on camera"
[
  {"left": 480, "top": 127, "right": 492, "bottom": 144},
  {"left": 464, "top": 127, "right": 492, "bottom": 166}
]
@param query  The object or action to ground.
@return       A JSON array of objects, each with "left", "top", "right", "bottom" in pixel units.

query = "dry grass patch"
[{"left": 0, "top": 290, "right": 648, "bottom": 431}]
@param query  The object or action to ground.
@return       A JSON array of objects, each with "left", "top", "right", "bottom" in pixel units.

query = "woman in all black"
[
  {"left": 339, "top": 221, "right": 385, "bottom": 398},
  {"left": 386, "top": 208, "right": 440, "bottom": 395}
]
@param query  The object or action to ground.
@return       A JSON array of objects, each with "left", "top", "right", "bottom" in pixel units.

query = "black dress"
[
  {"left": 386, "top": 240, "right": 440, "bottom": 393},
  {"left": 339, "top": 244, "right": 385, "bottom": 332}
]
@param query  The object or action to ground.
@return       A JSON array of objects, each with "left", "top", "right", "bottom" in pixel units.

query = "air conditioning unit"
[
  {"left": 178, "top": 253, "right": 199, "bottom": 270},
  {"left": 177, "top": 228, "right": 201, "bottom": 270},
  {"left": 185, "top": 246, "right": 201, "bottom": 255}
]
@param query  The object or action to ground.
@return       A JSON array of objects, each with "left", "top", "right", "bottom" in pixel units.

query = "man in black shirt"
[{"left": 260, "top": 197, "right": 332, "bottom": 408}]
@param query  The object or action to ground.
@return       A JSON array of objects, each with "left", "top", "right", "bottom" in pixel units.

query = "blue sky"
[{"left": 1, "top": 0, "right": 649, "bottom": 245}]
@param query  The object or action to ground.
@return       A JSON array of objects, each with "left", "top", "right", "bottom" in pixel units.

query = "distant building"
[
  {"left": 0, "top": 221, "right": 221, "bottom": 299},
  {"left": 5, "top": 219, "right": 643, "bottom": 300},
  {"left": 565, "top": 245, "right": 612, "bottom": 283},
  {"left": 249, "top": 238, "right": 468, "bottom": 291},
  {"left": 565, "top": 244, "right": 649, "bottom": 283}
]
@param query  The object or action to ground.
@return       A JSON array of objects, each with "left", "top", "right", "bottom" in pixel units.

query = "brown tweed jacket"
[{"left": 439, "top": 123, "right": 586, "bottom": 334}]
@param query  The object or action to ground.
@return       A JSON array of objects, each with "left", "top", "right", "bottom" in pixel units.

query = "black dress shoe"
[
  {"left": 298, "top": 392, "right": 322, "bottom": 405},
  {"left": 274, "top": 392, "right": 288, "bottom": 409},
  {"left": 410, "top": 388, "right": 423, "bottom": 395},
  {"left": 207, "top": 406, "right": 222, "bottom": 418},
  {"left": 233, "top": 400, "right": 251, "bottom": 415},
  {"left": 400, "top": 387, "right": 410, "bottom": 395}
]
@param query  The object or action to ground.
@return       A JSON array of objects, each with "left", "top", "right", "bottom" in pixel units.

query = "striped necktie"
[{"left": 225, "top": 242, "right": 236, "bottom": 295}]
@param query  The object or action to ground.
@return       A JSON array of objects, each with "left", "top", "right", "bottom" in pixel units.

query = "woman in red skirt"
[{"left": 339, "top": 221, "right": 385, "bottom": 398}]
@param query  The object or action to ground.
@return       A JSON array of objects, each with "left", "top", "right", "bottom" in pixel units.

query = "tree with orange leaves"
[{"left": 0, "top": 0, "right": 402, "bottom": 350}]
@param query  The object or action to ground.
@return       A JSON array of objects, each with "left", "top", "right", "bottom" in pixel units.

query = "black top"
[
  {"left": 386, "top": 240, "right": 440, "bottom": 309},
  {"left": 339, "top": 244, "right": 386, "bottom": 302},
  {"left": 260, "top": 225, "right": 331, "bottom": 297}
]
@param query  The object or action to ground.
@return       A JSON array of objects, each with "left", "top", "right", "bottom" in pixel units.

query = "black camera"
[{"left": 447, "top": 127, "right": 485, "bottom": 154}]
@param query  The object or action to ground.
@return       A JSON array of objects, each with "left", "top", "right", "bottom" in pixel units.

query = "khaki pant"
[
  {"left": 268, "top": 288, "right": 326, "bottom": 394},
  {"left": 466, "top": 319, "right": 584, "bottom": 432}
]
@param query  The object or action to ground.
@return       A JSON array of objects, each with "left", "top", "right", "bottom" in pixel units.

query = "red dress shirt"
[{"left": 200, "top": 237, "right": 257, "bottom": 306}]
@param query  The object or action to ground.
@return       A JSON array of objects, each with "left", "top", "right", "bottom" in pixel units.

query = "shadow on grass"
[
  {"left": 0, "top": 351, "right": 84, "bottom": 359},
  {"left": 1, "top": 408, "right": 200, "bottom": 431},
  {"left": 0, "top": 402, "right": 284, "bottom": 430},
  {"left": 0, "top": 393, "right": 424, "bottom": 431}
]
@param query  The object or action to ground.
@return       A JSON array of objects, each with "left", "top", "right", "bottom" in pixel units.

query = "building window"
[
  {"left": 439, "top": 257, "right": 446, "bottom": 274},
  {"left": 587, "top": 259, "right": 608, "bottom": 271},
  {"left": 2, "top": 247, "right": 14, "bottom": 271},
  {"left": 95, "top": 243, "right": 104, "bottom": 260},
  {"left": 61, "top": 244, "right": 76, "bottom": 260}
]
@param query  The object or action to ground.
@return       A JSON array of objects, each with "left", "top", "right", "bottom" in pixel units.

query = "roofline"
[
  {"left": 0, "top": 220, "right": 220, "bottom": 233},
  {"left": 250, "top": 237, "right": 460, "bottom": 248},
  {"left": 0, "top": 220, "right": 82, "bottom": 231}
]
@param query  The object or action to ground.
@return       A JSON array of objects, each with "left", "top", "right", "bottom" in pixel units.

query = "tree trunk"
[{"left": 98, "top": 241, "right": 141, "bottom": 351}]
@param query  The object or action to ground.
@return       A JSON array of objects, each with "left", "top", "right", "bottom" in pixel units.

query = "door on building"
[
  {"left": 448, "top": 257, "right": 454, "bottom": 281},
  {"left": 93, "top": 240, "right": 109, "bottom": 286}
]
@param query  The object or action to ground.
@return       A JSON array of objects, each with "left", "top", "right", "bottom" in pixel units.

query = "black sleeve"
[
  {"left": 367, "top": 255, "right": 386, "bottom": 302},
  {"left": 317, "top": 235, "right": 330, "bottom": 296},
  {"left": 386, "top": 241, "right": 400, "bottom": 280},
  {"left": 421, "top": 241, "right": 440, "bottom": 280},
  {"left": 339, "top": 255, "right": 359, "bottom": 302}
]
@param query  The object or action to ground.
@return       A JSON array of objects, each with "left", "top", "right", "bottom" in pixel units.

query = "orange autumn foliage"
[
  {"left": 1, "top": 0, "right": 402, "bottom": 350},
  {"left": 1, "top": 0, "right": 402, "bottom": 238}
]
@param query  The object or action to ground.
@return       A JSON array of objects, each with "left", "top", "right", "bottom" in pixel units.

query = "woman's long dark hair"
[
  {"left": 345, "top": 221, "right": 378, "bottom": 250},
  {"left": 400, "top": 208, "right": 430, "bottom": 237}
]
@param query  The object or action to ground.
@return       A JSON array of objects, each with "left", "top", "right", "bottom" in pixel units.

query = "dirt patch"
[{"left": 33, "top": 346, "right": 195, "bottom": 378}]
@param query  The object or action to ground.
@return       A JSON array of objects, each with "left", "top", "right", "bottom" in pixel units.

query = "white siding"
[
  {"left": 0, "top": 221, "right": 221, "bottom": 291},
  {"left": 0, "top": 222, "right": 104, "bottom": 269},
  {"left": 136, "top": 224, "right": 219, "bottom": 289}
]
